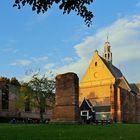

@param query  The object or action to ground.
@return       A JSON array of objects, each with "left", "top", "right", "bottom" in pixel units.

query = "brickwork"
[
  {"left": 136, "top": 96, "right": 140, "bottom": 123},
  {"left": 110, "top": 85, "right": 115, "bottom": 121},
  {"left": 52, "top": 72, "right": 80, "bottom": 123},
  {"left": 121, "top": 88, "right": 137, "bottom": 123}
]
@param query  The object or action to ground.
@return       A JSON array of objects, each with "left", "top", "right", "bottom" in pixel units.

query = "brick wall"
[{"left": 52, "top": 72, "right": 80, "bottom": 123}]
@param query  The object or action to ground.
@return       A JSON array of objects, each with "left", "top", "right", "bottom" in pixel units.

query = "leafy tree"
[
  {"left": 13, "top": 0, "right": 94, "bottom": 26},
  {"left": 15, "top": 83, "right": 32, "bottom": 113},
  {"left": 0, "top": 77, "right": 10, "bottom": 84},
  {"left": 10, "top": 77, "right": 20, "bottom": 86},
  {"left": 16, "top": 72, "right": 55, "bottom": 122},
  {"left": 28, "top": 73, "right": 55, "bottom": 122}
]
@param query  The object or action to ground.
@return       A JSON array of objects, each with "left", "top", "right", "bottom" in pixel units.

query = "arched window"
[
  {"left": 108, "top": 54, "right": 110, "bottom": 59},
  {"left": 95, "top": 62, "right": 97, "bottom": 66},
  {"left": 1, "top": 85, "right": 9, "bottom": 111},
  {"left": 2, "top": 91, "right": 9, "bottom": 110}
]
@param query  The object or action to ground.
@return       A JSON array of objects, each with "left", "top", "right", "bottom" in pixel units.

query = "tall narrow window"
[
  {"left": 2, "top": 88, "right": 9, "bottom": 111},
  {"left": 108, "top": 53, "right": 110, "bottom": 59},
  {"left": 95, "top": 62, "right": 97, "bottom": 66}
]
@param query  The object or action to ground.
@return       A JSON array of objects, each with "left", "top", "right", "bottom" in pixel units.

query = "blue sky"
[{"left": 0, "top": 0, "right": 140, "bottom": 83}]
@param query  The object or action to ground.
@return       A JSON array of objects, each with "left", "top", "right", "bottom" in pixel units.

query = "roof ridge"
[{"left": 99, "top": 55, "right": 123, "bottom": 79}]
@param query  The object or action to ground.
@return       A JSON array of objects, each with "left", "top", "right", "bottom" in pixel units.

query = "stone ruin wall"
[{"left": 52, "top": 72, "right": 80, "bottom": 123}]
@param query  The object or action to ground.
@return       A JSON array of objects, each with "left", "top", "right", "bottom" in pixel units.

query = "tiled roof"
[
  {"left": 99, "top": 55, "right": 132, "bottom": 91},
  {"left": 94, "top": 106, "right": 110, "bottom": 112},
  {"left": 99, "top": 56, "right": 123, "bottom": 79},
  {"left": 130, "top": 83, "right": 140, "bottom": 95}
]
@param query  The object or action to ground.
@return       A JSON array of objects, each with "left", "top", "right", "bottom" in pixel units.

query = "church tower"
[{"left": 103, "top": 41, "right": 112, "bottom": 64}]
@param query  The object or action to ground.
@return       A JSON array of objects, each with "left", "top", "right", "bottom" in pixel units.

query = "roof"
[
  {"left": 99, "top": 56, "right": 132, "bottom": 91},
  {"left": 94, "top": 106, "right": 110, "bottom": 112},
  {"left": 99, "top": 56, "right": 123, "bottom": 79},
  {"left": 130, "top": 83, "right": 140, "bottom": 95},
  {"left": 80, "top": 98, "right": 94, "bottom": 111},
  {"left": 118, "top": 76, "right": 131, "bottom": 91}
]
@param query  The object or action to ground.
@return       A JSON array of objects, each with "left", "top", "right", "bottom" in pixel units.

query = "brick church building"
[{"left": 80, "top": 41, "right": 140, "bottom": 123}]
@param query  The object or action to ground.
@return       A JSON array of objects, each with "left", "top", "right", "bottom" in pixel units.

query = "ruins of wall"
[{"left": 52, "top": 72, "right": 80, "bottom": 123}]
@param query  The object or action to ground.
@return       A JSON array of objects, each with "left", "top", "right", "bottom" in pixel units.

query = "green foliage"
[
  {"left": 10, "top": 77, "right": 20, "bottom": 86},
  {"left": 15, "top": 83, "right": 32, "bottom": 111},
  {"left": 0, "top": 77, "right": 10, "bottom": 84},
  {"left": 0, "top": 77, "right": 20, "bottom": 86},
  {"left": 0, "top": 124, "right": 140, "bottom": 140},
  {"left": 13, "top": 0, "right": 94, "bottom": 26},
  {"left": 28, "top": 72, "right": 55, "bottom": 121},
  {"left": 16, "top": 72, "right": 55, "bottom": 121}
]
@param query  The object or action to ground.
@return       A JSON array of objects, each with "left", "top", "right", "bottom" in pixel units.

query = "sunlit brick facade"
[{"left": 80, "top": 42, "right": 140, "bottom": 123}]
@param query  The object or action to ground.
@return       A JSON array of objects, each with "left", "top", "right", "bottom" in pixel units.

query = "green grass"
[{"left": 0, "top": 124, "right": 140, "bottom": 140}]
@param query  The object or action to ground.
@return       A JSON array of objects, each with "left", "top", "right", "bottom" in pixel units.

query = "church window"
[
  {"left": 95, "top": 62, "right": 97, "bottom": 66},
  {"left": 108, "top": 54, "right": 110, "bottom": 59},
  {"left": 2, "top": 92, "right": 9, "bottom": 111}
]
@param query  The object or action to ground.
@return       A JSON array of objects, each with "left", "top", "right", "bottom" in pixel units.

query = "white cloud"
[
  {"left": 61, "top": 57, "right": 73, "bottom": 63},
  {"left": 31, "top": 56, "right": 48, "bottom": 62},
  {"left": 53, "top": 15, "right": 140, "bottom": 81},
  {"left": 44, "top": 63, "right": 55, "bottom": 70},
  {"left": 10, "top": 59, "right": 31, "bottom": 66},
  {"left": 1, "top": 47, "right": 18, "bottom": 53},
  {"left": 10, "top": 55, "right": 48, "bottom": 68}
]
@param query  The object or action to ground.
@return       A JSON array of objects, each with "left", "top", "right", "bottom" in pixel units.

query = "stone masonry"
[{"left": 52, "top": 72, "right": 80, "bottom": 123}]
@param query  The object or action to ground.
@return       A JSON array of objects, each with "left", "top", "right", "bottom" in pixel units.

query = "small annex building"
[
  {"left": 80, "top": 98, "right": 95, "bottom": 123},
  {"left": 80, "top": 41, "right": 140, "bottom": 123}
]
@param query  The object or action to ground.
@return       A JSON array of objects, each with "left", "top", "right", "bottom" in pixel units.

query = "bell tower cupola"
[{"left": 103, "top": 41, "right": 112, "bottom": 64}]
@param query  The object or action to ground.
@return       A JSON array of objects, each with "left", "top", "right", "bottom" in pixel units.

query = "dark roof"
[
  {"left": 99, "top": 56, "right": 123, "bottom": 79},
  {"left": 94, "top": 106, "right": 110, "bottom": 112},
  {"left": 130, "top": 83, "right": 140, "bottom": 95},
  {"left": 99, "top": 56, "right": 133, "bottom": 92},
  {"left": 86, "top": 99, "right": 93, "bottom": 108},
  {"left": 80, "top": 98, "right": 94, "bottom": 110}
]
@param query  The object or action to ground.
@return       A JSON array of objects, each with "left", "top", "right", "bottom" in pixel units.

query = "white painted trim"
[{"left": 81, "top": 110, "right": 89, "bottom": 119}]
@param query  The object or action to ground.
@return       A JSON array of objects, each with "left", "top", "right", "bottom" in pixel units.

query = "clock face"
[{"left": 94, "top": 72, "right": 98, "bottom": 78}]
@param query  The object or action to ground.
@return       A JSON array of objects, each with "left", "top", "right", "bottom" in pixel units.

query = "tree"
[
  {"left": 13, "top": 0, "right": 94, "bottom": 26},
  {"left": 28, "top": 73, "right": 55, "bottom": 122},
  {"left": 0, "top": 77, "right": 10, "bottom": 84},
  {"left": 15, "top": 83, "right": 32, "bottom": 114},
  {"left": 16, "top": 73, "right": 55, "bottom": 122},
  {"left": 10, "top": 77, "right": 20, "bottom": 86}
]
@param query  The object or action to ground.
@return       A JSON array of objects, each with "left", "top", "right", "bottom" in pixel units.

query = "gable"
[
  {"left": 80, "top": 51, "right": 115, "bottom": 88},
  {"left": 80, "top": 98, "right": 94, "bottom": 112}
]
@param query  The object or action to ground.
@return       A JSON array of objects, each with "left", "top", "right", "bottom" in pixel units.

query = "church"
[
  {"left": 1, "top": 41, "right": 140, "bottom": 124},
  {"left": 79, "top": 41, "right": 140, "bottom": 123}
]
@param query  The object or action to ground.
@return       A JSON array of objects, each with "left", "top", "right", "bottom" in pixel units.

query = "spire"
[
  {"left": 103, "top": 39, "right": 112, "bottom": 64},
  {"left": 107, "top": 33, "right": 109, "bottom": 42}
]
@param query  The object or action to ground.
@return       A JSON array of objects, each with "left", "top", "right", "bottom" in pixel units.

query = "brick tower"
[{"left": 52, "top": 72, "right": 80, "bottom": 123}]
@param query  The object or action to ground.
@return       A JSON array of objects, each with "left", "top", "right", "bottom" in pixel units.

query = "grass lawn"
[{"left": 0, "top": 124, "right": 140, "bottom": 140}]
